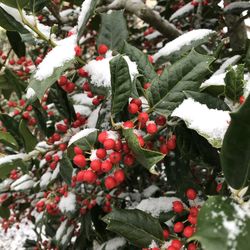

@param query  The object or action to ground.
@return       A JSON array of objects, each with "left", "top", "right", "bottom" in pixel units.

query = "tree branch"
[{"left": 97, "top": 0, "right": 182, "bottom": 40}]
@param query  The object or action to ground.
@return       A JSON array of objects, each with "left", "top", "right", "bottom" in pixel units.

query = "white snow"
[
  {"left": 171, "top": 98, "right": 231, "bottom": 148},
  {"left": 0, "top": 153, "right": 26, "bottom": 165},
  {"left": 55, "top": 220, "right": 67, "bottom": 241},
  {"left": 61, "top": 225, "right": 74, "bottom": 245},
  {"left": 26, "top": 88, "right": 36, "bottom": 99},
  {"left": 136, "top": 197, "right": 181, "bottom": 217},
  {"left": 0, "top": 179, "right": 13, "bottom": 192},
  {"left": 90, "top": 150, "right": 98, "bottom": 161},
  {"left": 12, "top": 180, "right": 35, "bottom": 191},
  {"left": 200, "top": 55, "right": 241, "bottom": 89},
  {"left": 58, "top": 192, "right": 76, "bottom": 213},
  {"left": 153, "top": 29, "right": 214, "bottom": 62},
  {"left": 73, "top": 104, "right": 92, "bottom": 116},
  {"left": 98, "top": 237, "right": 126, "bottom": 250},
  {"left": 77, "top": 0, "right": 93, "bottom": 30},
  {"left": 145, "top": 31, "right": 161, "bottom": 40},
  {"left": 40, "top": 172, "right": 52, "bottom": 188},
  {"left": 169, "top": 2, "right": 194, "bottom": 21},
  {"left": 107, "top": 131, "right": 119, "bottom": 141},
  {"left": 142, "top": 185, "right": 160, "bottom": 198},
  {"left": 34, "top": 35, "right": 77, "bottom": 80},
  {"left": 84, "top": 56, "right": 138, "bottom": 87},
  {"left": 72, "top": 93, "right": 93, "bottom": 106},
  {"left": 68, "top": 128, "right": 97, "bottom": 146},
  {"left": 87, "top": 105, "right": 101, "bottom": 128}
]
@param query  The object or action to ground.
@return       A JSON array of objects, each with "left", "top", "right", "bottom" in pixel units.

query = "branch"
[{"left": 97, "top": 0, "right": 182, "bottom": 40}]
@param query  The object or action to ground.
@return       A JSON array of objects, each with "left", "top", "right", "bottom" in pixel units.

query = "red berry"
[
  {"left": 104, "top": 176, "right": 117, "bottom": 189},
  {"left": 188, "top": 215, "right": 197, "bottom": 225},
  {"left": 114, "top": 169, "right": 125, "bottom": 183},
  {"left": 74, "top": 45, "right": 82, "bottom": 56},
  {"left": 160, "top": 144, "right": 168, "bottom": 154},
  {"left": 171, "top": 239, "right": 182, "bottom": 249},
  {"left": 84, "top": 170, "right": 97, "bottom": 184},
  {"left": 123, "top": 121, "right": 134, "bottom": 128},
  {"left": 56, "top": 124, "right": 68, "bottom": 133},
  {"left": 143, "top": 82, "right": 151, "bottom": 89},
  {"left": 167, "top": 138, "right": 176, "bottom": 150},
  {"left": 239, "top": 95, "right": 245, "bottom": 104},
  {"left": 96, "top": 56, "right": 104, "bottom": 61},
  {"left": 148, "top": 55, "right": 154, "bottom": 64},
  {"left": 73, "top": 155, "right": 86, "bottom": 168},
  {"left": 98, "top": 44, "right": 108, "bottom": 55},
  {"left": 58, "top": 76, "right": 68, "bottom": 86},
  {"left": 163, "top": 229, "right": 169, "bottom": 239},
  {"left": 131, "top": 98, "right": 142, "bottom": 107},
  {"left": 103, "top": 138, "right": 115, "bottom": 150},
  {"left": 96, "top": 148, "right": 107, "bottom": 159},
  {"left": 109, "top": 152, "right": 121, "bottom": 164},
  {"left": 59, "top": 143, "right": 67, "bottom": 151},
  {"left": 190, "top": 207, "right": 199, "bottom": 217},
  {"left": 82, "top": 82, "right": 90, "bottom": 91},
  {"left": 98, "top": 131, "right": 107, "bottom": 143},
  {"left": 174, "top": 222, "right": 184, "bottom": 233},
  {"left": 187, "top": 243, "right": 197, "bottom": 250},
  {"left": 128, "top": 103, "right": 139, "bottom": 114},
  {"left": 186, "top": 188, "right": 197, "bottom": 200},
  {"left": 183, "top": 226, "right": 194, "bottom": 238},
  {"left": 92, "top": 98, "right": 100, "bottom": 106},
  {"left": 101, "top": 160, "right": 113, "bottom": 173},
  {"left": 172, "top": 201, "right": 184, "bottom": 213},
  {"left": 90, "top": 159, "right": 102, "bottom": 172},
  {"left": 78, "top": 68, "right": 88, "bottom": 77},
  {"left": 124, "top": 154, "right": 135, "bottom": 166},
  {"left": 137, "top": 136, "right": 145, "bottom": 147},
  {"left": 52, "top": 133, "right": 61, "bottom": 141},
  {"left": 74, "top": 146, "right": 83, "bottom": 155},
  {"left": 167, "top": 246, "right": 178, "bottom": 250},
  {"left": 65, "top": 82, "right": 75, "bottom": 93},
  {"left": 155, "top": 115, "right": 167, "bottom": 126},
  {"left": 146, "top": 122, "right": 157, "bottom": 134},
  {"left": 138, "top": 112, "right": 149, "bottom": 123},
  {"left": 76, "top": 170, "right": 85, "bottom": 182}
]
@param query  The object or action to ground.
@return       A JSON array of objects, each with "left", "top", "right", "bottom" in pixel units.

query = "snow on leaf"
[
  {"left": 98, "top": 237, "right": 126, "bottom": 250},
  {"left": 58, "top": 192, "right": 76, "bottom": 213},
  {"left": 171, "top": 98, "right": 231, "bottom": 148},
  {"left": 68, "top": 128, "right": 98, "bottom": 146},
  {"left": 169, "top": 2, "right": 194, "bottom": 21}
]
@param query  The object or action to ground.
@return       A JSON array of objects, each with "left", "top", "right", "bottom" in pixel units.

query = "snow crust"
[
  {"left": 171, "top": 98, "right": 230, "bottom": 148},
  {"left": 34, "top": 35, "right": 76, "bottom": 80},
  {"left": 169, "top": 2, "right": 194, "bottom": 21},
  {"left": 68, "top": 128, "right": 97, "bottom": 146},
  {"left": 73, "top": 104, "right": 92, "bottom": 116},
  {"left": 84, "top": 56, "right": 138, "bottom": 87},
  {"left": 58, "top": 192, "right": 76, "bottom": 213},
  {"left": 26, "top": 88, "right": 36, "bottom": 99},
  {"left": 0, "top": 153, "right": 26, "bottom": 165},
  {"left": 98, "top": 237, "right": 126, "bottom": 250},
  {"left": 153, "top": 29, "right": 214, "bottom": 62},
  {"left": 40, "top": 172, "right": 52, "bottom": 188},
  {"left": 77, "top": 0, "right": 92, "bottom": 29}
]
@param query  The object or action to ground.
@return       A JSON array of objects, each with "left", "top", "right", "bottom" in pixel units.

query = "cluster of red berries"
[{"left": 191, "top": 0, "right": 208, "bottom": 6}]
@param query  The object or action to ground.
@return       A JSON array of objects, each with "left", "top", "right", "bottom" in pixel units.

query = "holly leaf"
[
  {"left": 60, "top": 154, "right": 73, "bottom": 185},
  {"left": 191, "top": 196, "right": 250, "bottom": 250},
  {"left": 0, "top": 131, "right": 18, "bottom": 150},
  {"left": 110, "top": 55, "right": 131, "bottom": 116},
  {"left": 97, "top": 10, "right": 128, "bottom": 50},
  {"left": 6, "top": 31, "right": 26, "bottom": 57},
  {"left": 123, "top": 128, "right": 165, "bottom": 171},
  {"left": 102, "top": 208, "right": 164, "bottom": 248},
  {"left": 224, "top": 65, "right": 244, "bottom": 103},
  {"left": 0, "top": 206, "right": 10, "bottom": 219},
  {"left": 221, "top": 94, "right": 250, "bottom": 189},
  {"left": 224, "top": 1, "right": 250, "bottom": 15}
]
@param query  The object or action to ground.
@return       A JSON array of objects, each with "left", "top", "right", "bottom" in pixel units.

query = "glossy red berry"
[
  {"left": 98, "top": 44, "right": 108, "bottom": 55},
  {"left": 74, "top": 45, "right": 82, "bottom": 56},
  {"left": 143, "top": 82, "right": 151, "bottom": 89},
  {"left": 174, "top": 222, "right": 184, "bottom": 233},
  {"left": 101, "top": 160, "right": 113, "bottom": 173},
  {"left": 114, "top": 169, "right": 125, "bottom": 183},
  {"left": 128, "top": 103, "right": 139, "bottom": 114},
  {"left": 167, "top": 138, "right": 176, "bottom": 150},
  {"left": 131, "top": 98, "right": 142, "bottom": 107},
  {"left": 124, "top": 154, "right": 135, "bottom": 166},
  {"left": 160, "top": 144, "right": 168, "bottom": 154},
  {"left": 90, "top": 159, "right": 102, "bottom": 172},
  {"left": 84, "top": 170, "right": 97, "bottom": 184},
  {"left": 171, "top": 239, "right": 182, "bottom": 249},
  {"left": 73, "top": 155, "right": 86, "bottom": 168},
  {"left": 183, "top": 226, "right": 194, "bottom": 238},
  {"left": 188, "top": 215, "right": 197, "bottom": 225},
  {"left": 104, "top": 176, "right": 117, "bottom": 190},
  {"left": 186, "top": 188, "right": 197, "bottom": 200},
  {"left": 103, "top": 138, "right": 116, "bottom": 150},
  {"left": 146, "top": 122, "right": 157, "bottom": 134},
  {"left": 155, "top": 115, "right": 167, "bottom": 126},
  {"left": 187, "top": 243, "right": 197, "bottom": 250},
  {"left": 123, "top": 121, "right": 134, "bottom": 128},
  {"left": 138, "top": 112, "right": 149, "bottom": 123},
  {"left": 76, "top": 170, "right": 85, "bottom": 182},
  {"left": 109, "top": 152, "right": 121, "bottom": 164},
  {"left": 58, "top": 76, "right": 68, "bottom": 86},
  {"left": 239, "top": 95, "right": 245, "bottom": 104},
  {"left": 74, "top": 146, "right": 83, "bottom": 155},
  {"left": 172, "top": 201, "right": 184, "bottom": 213},
  {"left": 96, "top": 148, "right": 107, "bottom": 159},
  {"left": 98, "top": 131, "right": 107, "bottom": 143},
  {"left": 167, "top": 246, "right": 178, "bottom": 250},
  {"left": 190, "top": 207, "right": 199, "bottom": 217},
  {"left": 163, "top": 229, "right": 169, "bottom": 239}
]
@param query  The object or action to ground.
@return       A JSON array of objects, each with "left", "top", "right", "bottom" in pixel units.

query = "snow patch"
[
  {"left": 68, "top": 128, "right": 97, "bottom": 146},
  {"left": 40, "top": 172, "right": 52, "bottom": 188},
  {"left": 77, "top": 0, "right": 93, "bottom": 30},
  {"left": 58, "top": 192, "right": 76, "bottom": 213},
  {"left": 26, "top": 88, "right": 36, "bottom": 99},
  {"left": 98, "top": 237, "right": 126, "bottom": 250},
  {"left": 73, "top": 104, "right": 92, "bottom": 116},
  {"left": 169, "top": 2, "right": 194, "bottom": 21}
]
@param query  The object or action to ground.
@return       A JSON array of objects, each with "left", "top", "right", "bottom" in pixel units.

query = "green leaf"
[
  {"left": 191, "top": 196, "right": 250, "bottom": 250},
  {"left": 59, "top": 154, "right": 73, "bottom": 185},
  {"left": 0, "top": 6, "right": 29, "bottom": 33},
  {"left": 6, "top": 30, "right": 26, "bottom": 57},
  {"left": 0, "top": 206, "right": 10, "bottom": 219},
  {"left": 246, "top": 40, "right": 250, "bottom": 71},
  {"left": 121, "top": 42, "right": 157, "bottom": 82},
  {"left": 149, "top": 50, "right": 214, "bottom": 115},
  {"left": 1, "top": 0, "right": 29, "bottom": 8},
  {"left": 67, "top": 129, "right": 98, "bottom": 158},
  {"left": 4, "top": 67, "right": 26, "bottom": 98},
  {"left": 47, "top": 84, "right": 76, "bottom": 122},
  {"left": 169, "top": 2, "right": 194, "bottom": 21},
  {"left": 110, "top": 56, "right": 131, "bottom": 116},
  {"left": 0, "top": 131, "right": 18, "bottom": 150},
  {"left": 0, "top": 114, "right": 23, "bottom": 146},
  {"left": 221, "top": 94, "right": 250, "bottom": 189},
  {"left": 97, "top": 10, "right": 128, "bottom": 50},
  {"left": 29, "top": 0, "right": 48, "bottom": 13},
  {"left": 224, "top": 1, "right": 250, "bottom": 15},
  {"left": 19, "top": 119, "right": 37, "bottom": 153},
  {"left": 123, "top": 128, "right": 164, "bottom": 170},
  {"left": 102, "top": 208, "right": 164, "bottom": 248},
  {"left": 77, "top": 0, "right": 98, "bottom": 41},
  {"left": 184, "top": 91, "right": 230, "bottom": 110},
  {"left": 153, "top": 31, "right": 216, "bottom": 65},
  {"left": 224, "top": 65, "right": 244, "bottom": 103},
  {"left": 28, "top": 60, "right": 74, "bottom": 101}
]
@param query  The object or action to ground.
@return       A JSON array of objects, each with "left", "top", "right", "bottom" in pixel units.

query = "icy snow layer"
[
  {"left": 58, "top": 192, "right": 76, "bottom": 213},
  {"left": 84, "top": 56, "right": 139, "bottom": 87},
  {"left": 169, "top": 2, "right": 194, "bottom": 21},
  {"left": 97, "top": 237, "right": 126, "bottom": 250},
  {"left": 77, "top": 0, "right": 93, "bottom": 30},
  {"left": 136, "top": 197, "right": 182, "bottom": 217},
  {"left": 200, "top": 55, "right": 241, "bottom": 89},
  {"left": 0, "top": 153, "right": 26, "bottom": 165},
  {"left": 68, "top": 128, "right": 97, "bottom": 146},
  {"left": 0, "top": 219, "right": 36, "bottom": 250},
  {"left": 73, "top": 104, "right": 92, "bottom": 116},
  {"left": 34, "top": 35, "right": 76, "bottom": 80},
  {"left": 153, "top": 29, "right": 214, "bottom": 62},
  {"left": 172, "top": 98, "right": 231, "bottom": 148},
  {"left": 26, "top": 87, "right": 36, "bottom": 99}
]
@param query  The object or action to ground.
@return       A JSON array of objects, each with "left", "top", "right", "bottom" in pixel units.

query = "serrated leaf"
[
  {"left": 121, "top": 42, "right": 157, "bottom": 82},
  {"left": 28, "top": 60, "right": 74, "bottom": 101},
  {"left": 0, "top": 206, "right": 10, "bottom": 219},
  {"left": 110, "top": 56, "right": 131, "bottom": 116},
  {"left": 77, "top": 0, "right": 98, "bottom": 41},
  {"left": 149, "top": 50, "right": 214, "bottom": 115},
  {"left": 221, "top": 94, "right": 250, "bottom": 189},
  {"left": 224, "top": 65, "right": 244, "bottom": 103},
  {"left": 97, "top": 10, "right": 128, "bottom": 50},
  {"left": 0, "top": 6, "right": 29, "bottom": 33},
  {"left": 0, "top": 131, "right": 18, "bottom": 150},
  {"left": 6, "top": 30, "right": 26, "bottom": 57},
  {"left": 102, "top": 208, "right": 164, "bottom": 248},
  {"left": 123, "top": 128, "right": 164, "bottom": 170},
  {"left": 191, "top": 196, "right": 250, "bottom": 250},
  {"left": 19, "top": 119, "right": 37, "bottom": 153},
  {"left": 60, "top": 154, "right": 73, "bottom": 185}
]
